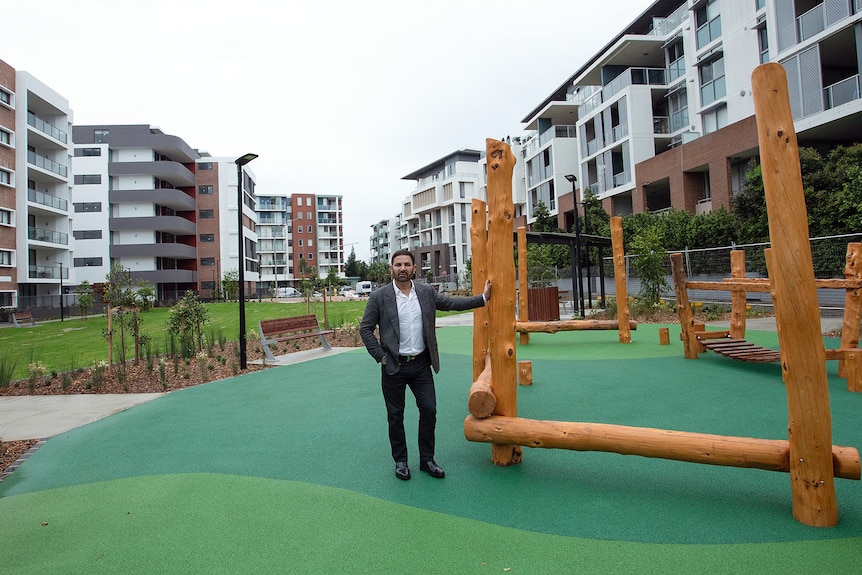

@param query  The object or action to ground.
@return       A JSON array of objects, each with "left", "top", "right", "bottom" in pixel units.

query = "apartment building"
[
  {"left": 71, "top": 126, "right": 261, "bottom": 302},
  {"left": 0, "top": 60, "right": 74, "bottom": 313},
  {"left": 521, "top": 0, "right": 861, "bottom": 228},
  {"left": 256, "top": 192, "right": 345, "bottom": 293},
  {"left": 370, "top": 215, "right": 399, "bottom": 265},
  {"left": 398, "top": 149, "right": 484, "bottom": 281}
]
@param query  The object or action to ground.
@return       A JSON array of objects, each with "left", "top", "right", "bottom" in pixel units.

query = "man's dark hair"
[{"left": 390, "top": 249, "right": 414, "bottom": 264}]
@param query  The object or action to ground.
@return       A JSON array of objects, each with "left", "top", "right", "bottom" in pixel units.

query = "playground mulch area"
[{"left": 1, "top": 324, "right": 860, "bottom": 574}]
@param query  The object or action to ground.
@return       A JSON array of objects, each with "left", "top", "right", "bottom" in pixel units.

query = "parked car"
[
  {"left": 354, "top": 281, "right": 374, "bottom": 296},
  {"left": 275, "top": 287, "right": 301, "bottom": 298}
]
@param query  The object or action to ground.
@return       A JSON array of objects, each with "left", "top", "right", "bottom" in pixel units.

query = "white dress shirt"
[{"left": 393, "top": 281, "right": 425, "bottom": 355}]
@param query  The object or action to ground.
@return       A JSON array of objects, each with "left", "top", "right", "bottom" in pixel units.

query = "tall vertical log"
[
  {"left": 752, "top": 63, "right": 836, "bottom": 526},
  {"left": 485, "top": 138, "right": 521, "bottom": 466},
  {"left": 730, "top": 250, "right": 747, "bottom": 340},
  {"left": 610, "top": 217, "right": 631, "bottom": 343},
  {"left": 839, "top": 243, "right": 861, "bottom": 388},
  {"left": 671, "top": 253, "right": 699, "bottom": 358},
  {"left": 518, "top": 226, "right": 530, "bottom": 345},
  {"left": 471, "top": 199, "right": 490, "bottom": 382}
]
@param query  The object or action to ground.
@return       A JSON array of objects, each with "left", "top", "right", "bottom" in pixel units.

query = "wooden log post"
[
  {"left": 659, "top": 327, "right": 670, "bottom": 345},
  {"left": 753, "top": 62, "right": 837, "bottom": 526},
  {"left": 517, "top": 226, "right": 530, "bottom": 346},
  {"left": 471, "top": 199, "right": 490, "bottom": 383},
  {"left": 468, "top": 353, "right": 495, "bottom": 418},
  {"left": 839, "top": 243, "right": 861, "bottom": 389},
  {"left": 730, "top": 250, "right": 747, "bottom": 340},
  {"left": 484, "top": 138, "right": 522, "bottom": 466},
  {"left": 671, "top": 253, "right": 699, "bottom": 359},
  {"left": 518, "top": 360, "right": 533, "bottom": 386},
  {"left": 463, "top": 415, "right": 860, "bottom": 480},
  {"left": 610, "top": 217, "right": 631, "bottom": 343}
]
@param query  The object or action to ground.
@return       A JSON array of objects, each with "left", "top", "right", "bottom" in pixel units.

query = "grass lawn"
[{"left": 0, "top": 300, "right": 368, "bottom": 382}]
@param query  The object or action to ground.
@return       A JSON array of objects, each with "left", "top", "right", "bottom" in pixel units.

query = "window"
[
  {"left": 308, "top": 239, "right": 313, "bottom": 247},
  {"left": 199, "top": 209, "right": 214, "bottom": 219},
  {"left": 199, "top": 185, "right": 214, "bottom": 194},
  {"left": 297, "top": 226, "right": 303, "bottom": 233},
  {"left": 94, "top": 129, "right": 109, "bottom": 143},
  {"left": 200, "top": 257, "right": 215, "bottom": 266},
  {"left": 0, "top": 169, "right": 10, "bottom": 186},
  {"left": 307, "top": 253, "right": 314, "bottom": 261},
  {"left": 669, "top": 89, "right": 689, "bottom": 131},
  {"left": 73, "top": 230, "right": 102, "bottom": 240},
  {"left": 199, "top": 233, "right": 215, "bottom": 242},
  {"left": 297, "top": 212, "right": 303, "bottom": 219},
  {"left": 758, "top": 26, "right": 769, "bottom": 64},
  {"left": 702, "top": 104, "right": 728, "bottom": 134},
  {"left": 695, "top": 0, "right": 721, "bottom": 49},
  {"left": 74, "top": 257, "right": 103, "bottom": 267},
  {"left": 74, "top": 174, "right": 102, "bottom": 185},
  {"left": 0, "top": 209, "right": 10, "bottom": 225},
  {"left": 666, "top": 39, "right": 685, "bottom": 82},
  {"left": 0, "top": 250, "right": 11, "bottom": 265},
  {"left": 298, "top": 239, "right": 303, "bottom": 247},
  {"left": 0, "top": 292, "right": 11, "bottom": 307},
  {"left": 73, "top": 202, "right": 102, "bottom": 213},
  {"left": 81, "top": 148, "right": 101, "bottom": 156},
  {"left": 0, "top": 88, "right": 10, "bottom": 106},
  {"left": 201, "top": 281, "right": 215, "bottom": 290},
  {"left": 306, "top": 211, "right": 312, "bottom": 219},
  {"left": 699, "top": 57, "right": 726, "bottom": 106},
  {"left": 198, "top": 162, "right": 213, "bottom": 170},
  {"left": 0, "top": 128, "right": 10, "bottom": 146}
]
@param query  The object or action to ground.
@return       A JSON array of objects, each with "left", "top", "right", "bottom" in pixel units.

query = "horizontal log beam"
[
  {"left": 515, "top": 319, "right": 638, "bottom": 334},
  {"left": 685, "top": 278, "right": 862, "bottom": 292},
  {"left": 464, "top": 415, "right": 860, "bottom": 480}
]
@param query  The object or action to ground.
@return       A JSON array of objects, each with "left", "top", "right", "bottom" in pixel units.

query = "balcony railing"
[
  {"left": 28, "top": 226, "right": 69, "bottom": 245},
  {"left": 798, "top": 3, "right": 826, "bottom": 42},
  {"left": 27, "top": 150, "right": 67, "bottom": 177},
  {"left": 824, "top": 74, "right": 860, "bottom": 109},
  {"left": 653, "top": 116, "right": 670, "bottom": 134},
  {"left": 602, "top": 67, "right": 666, "bottom": 102},
  {"left": 27, "top": 111, "right": 67, "bottom": 143},
  {"left": 29, "top": 265, "right": 67, "bottom": 280},
  {"left": 28, "top": 188, "right": 68, "bottom": 211}
]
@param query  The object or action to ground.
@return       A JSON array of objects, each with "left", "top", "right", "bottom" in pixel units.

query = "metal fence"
[{"left": 528, "top": 233, "right": 862, "bottom": 314}]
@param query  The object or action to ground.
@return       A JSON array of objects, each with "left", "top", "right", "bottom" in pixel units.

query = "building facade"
[
  {"left": 0, "top": 61, "right": 74, "bottom": 313},
  {"left": 370, "top": 215, "right": 399, "bottom": 265},
  {"left": 256, "top": 192, "right": 345, "bottom": 293},
  {"left": 520, "top": 0, "right": 861, "bottom": 229}
]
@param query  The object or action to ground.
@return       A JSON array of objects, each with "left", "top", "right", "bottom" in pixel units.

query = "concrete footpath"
[{"left": 0, "top": 310, "right": 847, "bottom": 443}]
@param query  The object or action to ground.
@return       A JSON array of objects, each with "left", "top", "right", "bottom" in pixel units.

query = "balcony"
[
  {"left": 110, "top": 215, "right": 196, "bottom": 235},
  {"left": 112, "top": 243, "right": 196, "bottom": 259},
  {"left": 28, "top": 188, "right": 68, "bottom": 211},
  {"left": 27, "top": 111, "right": 67, "bottom": 143},
  {"left": 28, "top": 150, "right": 67, "bottom": 178},
  {"left": 28, "top": 226, "right": 69, "bottom": 245},
  {"left": 824, "top": 75, "right": 860, "bottom": 109},
  {"left": 110, "top": 188, "right": 195, "bottom": 211},
  {"left": 29, "top": 264, "right": 67, "bottom": 280}
]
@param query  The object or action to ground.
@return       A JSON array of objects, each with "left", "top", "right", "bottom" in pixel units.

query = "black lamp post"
[
  {"left": 236, "top": 153, "right": 258, "bottom": 370},
  {"left": 565, "top": 175, "right": 585, "bottom": 318},
  {"left": 56, "top": 261, "right": 64, "bottom": 322}
]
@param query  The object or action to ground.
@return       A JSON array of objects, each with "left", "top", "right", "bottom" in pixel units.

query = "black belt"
[{"left": 398, "top": 350, "right": 426, "bottom": 363}]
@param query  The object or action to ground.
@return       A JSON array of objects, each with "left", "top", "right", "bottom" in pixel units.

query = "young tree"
[
  {"left": 76, "top": 280, "right": 95, "bottom": 319},
  {"left": 222, "top": 270, "right": 239, "bottom": 301},
  {"left": 345, "top": 248, "right": 358, "bottom": 277},
  {"left": 629, "top": 226, "right": 668, "bottom": 305}
]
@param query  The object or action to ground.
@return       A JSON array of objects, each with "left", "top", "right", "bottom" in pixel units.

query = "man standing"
[{"left": 359, "top": 250, "right": 491, "bottom": 480}]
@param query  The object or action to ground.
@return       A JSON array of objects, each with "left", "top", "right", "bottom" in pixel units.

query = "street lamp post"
[
  {"left": 56, "top": 261, "right": 64, "bottom": 322},
  {"left": 236, "top": 153, "right": 258, "bottom": 370},
  {"left": 565, "top": 175, "right": 585, "bottom": 318}
]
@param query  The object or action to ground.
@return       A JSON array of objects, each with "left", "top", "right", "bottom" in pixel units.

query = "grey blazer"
[{"left": 359, "top": 281, "right": 485, "bottom": 375}]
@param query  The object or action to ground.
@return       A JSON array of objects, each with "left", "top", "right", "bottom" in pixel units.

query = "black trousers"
[{"left": 381, "top": 351, "right": 436, "bottom": 463}]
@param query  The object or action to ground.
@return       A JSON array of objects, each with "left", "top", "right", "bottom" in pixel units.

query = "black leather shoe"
[
  {"left": 419, "top": 460, "right": 445, "bottom": 478},
  {"left": 395, "top": 461, "right": 411, "bottom": 480}
]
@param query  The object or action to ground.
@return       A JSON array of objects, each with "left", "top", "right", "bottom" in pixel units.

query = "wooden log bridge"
[
  {"left": 516, "top": 319, "right": 638, "bottom": 334},
  {"left": 464, "top": 415, "right": 861, "bottom": 480}
]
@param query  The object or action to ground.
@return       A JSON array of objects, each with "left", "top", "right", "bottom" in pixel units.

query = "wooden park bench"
[
  {"left": 11, "top": 311, "right": 36, "bottom": 327},
  {"left": 258, "top": 315, "right": 333, "bottom": 362}
]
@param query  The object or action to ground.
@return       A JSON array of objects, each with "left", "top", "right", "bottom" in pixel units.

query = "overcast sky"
[{"left": 4, "top": 0, "right": 653, "bottom": 261}]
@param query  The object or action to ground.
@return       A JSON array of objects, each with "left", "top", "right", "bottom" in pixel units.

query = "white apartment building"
[
  {"left": 398, "top": 149, "right": 484, "bottom": 281},
  {"left": 256, "top": 192, "right": 344, "bottom": 292},
  {"left": 2, "top": 65, "right": 74, "bottom": 313},
  {"left": 521, "top": 0, "right": 861, "bottom": 223},
  {"left": 370, "top": 215, "right": 399, "bottom": 265}
]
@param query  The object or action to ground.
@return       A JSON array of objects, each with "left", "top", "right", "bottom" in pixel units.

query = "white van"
[
  {"left": 354, "top": 281, "right": 374, "bottom": 296},
  {"left": 276, "top": 287, "right": 301, "bottom": 298}
]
